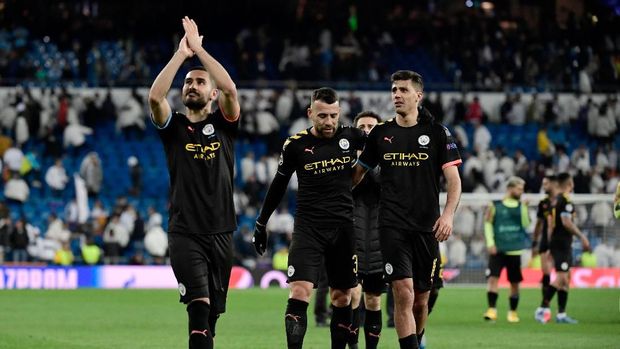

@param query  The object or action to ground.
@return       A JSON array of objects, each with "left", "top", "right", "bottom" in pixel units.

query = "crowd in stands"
[
  {"left": 0, "top": 0, "right": 619, "bottom": 270},
  {"left": 0, "top": 1, "right": 618, "bottom": 90},
  {"left": 0, "top": 85, "right": 619, "bottom": 270}
]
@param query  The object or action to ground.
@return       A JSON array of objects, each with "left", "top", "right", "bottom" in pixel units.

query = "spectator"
[
  {"left": 53, "top": 241, "right": 74, "bottom": 266},
  {"left": 473, "top": 121, "right": 491, "bottom": 153},
  {"left": 145, "top": 206, "right": 163, "bottom": 232},
  {"left": 465, "top": 96, "right": 483, "bottom": 124},
  {"left": 90, "top": 200, "right": 109, "bottom": 234},
  {"left": 448, "top": 233, "right": 467, "bottom": 268},
  {"left": 144, "top": 224, "right": 167, "bottom": 265},
  {"left": 81, "top": 236, "right": 102, "bottom": 265},
  {"left": 79, "top": 152, "right": 103, "bottom": 199},
  {"left": 45, "top": 158, "right": 69, "bottom": 197},
  {"left": 3, "top": 145, "right": 24, "bottom": 175},
  {"left": 63, "top": 121, "right": 93, "bottom": 152},
  {"left": 10, "top": 218, "right": 30, "bottom": 262},
  {"left": 45, "top": 213, "right": 70, "bottom": 244},
  {"left": 4, "top": 172, "right": 30, "bottom": 206},
  {"left": 103, "top": 214, "right": 129, "bottom": 265},
  {"left": 127, "top": 156, "right": 142, "bottom": 196},
  {"left": 240, "top": 151, "right": 257, "bottom": 184},
  {"left": 116, "top": 89, "right": 146, "bottom": 140}
]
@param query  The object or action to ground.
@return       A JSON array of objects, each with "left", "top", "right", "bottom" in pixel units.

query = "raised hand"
[
  {"left": 177, "top": 34, "right": 194, "bottom": 58},
  {"left": 182, "top": 16, "right": 204, "bottom": 53}
]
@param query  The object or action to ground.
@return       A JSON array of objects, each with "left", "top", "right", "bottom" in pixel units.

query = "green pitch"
[{"left": 0, "top": 287, "right": 618, "bottom": 348}]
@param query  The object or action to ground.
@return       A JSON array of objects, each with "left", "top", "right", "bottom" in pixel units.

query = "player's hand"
[
  {"left": 182, "top": 16, "right": 204, "bottom": 53},
  {"left": 177, "top": 34, "right": 194, "bottom": 58},
  {"left": 252, "top": 222, "right": 268, "bottom": 256},
  {"left": 581, "top": 237, "right": 591, "bottom": 253},
  {"left": 433, "top": 213, "right": 453, "bottom": 242}
]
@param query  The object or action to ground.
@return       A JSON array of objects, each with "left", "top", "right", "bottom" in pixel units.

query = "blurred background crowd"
[{"left": 0, "top": 0, "right": 619, "bottom": 273}]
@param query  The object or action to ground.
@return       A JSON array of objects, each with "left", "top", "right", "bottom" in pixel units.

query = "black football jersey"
[
  {"left": 154, "top": 109, "right": 238, "bottom": 234},
  {"left": 358, "top": 118, "right": 461, "bottom": 232},
  {"left": 277, "top": 125, "right": 365, "bottom": 228}
]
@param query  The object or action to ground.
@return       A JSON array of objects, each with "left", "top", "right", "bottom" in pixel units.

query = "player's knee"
[
  {"left": 330, "top": 288, "right": 351, "bottom": 307},
  {"left": 289, "top": 282, "right": 312, "bottom": 302},
  {"left": 350, "top": 285, "right": 362, "bottom": 304},
  {"left": 364, "top": 293, "right": 382, "bottom": 311},
  {"left": 392, "top": 283, "right": 414, "bottom": 305}
]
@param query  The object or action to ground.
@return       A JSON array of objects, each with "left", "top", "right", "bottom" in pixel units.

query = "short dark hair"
[
  {"left": 353, "top": 111, "right": 382, "bottom": 126},
  {"left": 544, "top": 174, "right": 558, "bottom": 182},
  {"left": 311, "top": 87, "right": 338, "bottom": 104},
  {"left": 391, "top": 70, "right": 424, "bottom": 90},
  {"left": 557, "top": 172, "right": 572, "bottom": 186},
  {"left": 187, "top": 66, "right": 208, "bottom": 73}
]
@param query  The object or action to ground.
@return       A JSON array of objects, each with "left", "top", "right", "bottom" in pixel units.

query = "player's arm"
[
  {"left": 560, "top": 214, "right": 590, "bottom": 252},
  {"left": 352, "top": 162, "right": 368, "bottom": 188},
  {"left": 434, "top": 165, "right": 461, "bottom": 242},
  {"left": 532, "top": 203, "right": 544, "bottom": 252},
  {"left": 520, "top": 201, "right": 530, "bottom": 228},
  {"left": 434, "top": 124, "right": 463, "bottom": 242},
  {"left": 252, "top": 172, "right": 292, "bottom": 256},
  {"left": 257, "top": 172, "right": 293, "bottom": 227},
  {"left": 148, "top": 34, "right": 193, "bottom": 127},
  {"left": 182, "top": 17, "right": 240, "bottom": 121},
  {"left": 484, "top": 203, "right": 497, "bottom": 255},
  {"left": 253, "top": 139, "right": 296, "bottom": 255}
]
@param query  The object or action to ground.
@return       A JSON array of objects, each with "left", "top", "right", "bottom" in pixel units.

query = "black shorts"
[
  {"left": 550, "top": 246, "right": 572, "bottom": 272},
  {"left": 486, "top": 253, "right": 523, "bottom": 283},
  {"left": 433, "top": 242, "right": 444, "bottom": 289},
  {"left": 433, "top": 264, "right": 444, "bottom": 289},
  {"left": 358, "top": 272, "right": 386, "bottom": 294},
  {"left": 168, "top": 232, "right": 233, "bottom": 315},
  {"left": 288, "top": 224, "right": 357, "bottom": 290},
  {"left": 379, "top": 228, "right": 439, "bottom": 291}
]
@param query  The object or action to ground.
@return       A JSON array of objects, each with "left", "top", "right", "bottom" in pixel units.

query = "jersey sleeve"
[
  {"left": 558, "top": 196, "right": 574, "bottom": 218},
  {"left": 437, "top": 124, "right": 462, "bottom": 169},
  {"left": 277, "top": 138, "right": 297, "bottom": 176},
  {"left": 358, "top": 126, "right": 379, "bottom": 169},
  {"left": 153, "top": 112, "right": 176, "bottom": 142},
  {"left": 215, "top": 108, "right": 240, "bottom": 138}
]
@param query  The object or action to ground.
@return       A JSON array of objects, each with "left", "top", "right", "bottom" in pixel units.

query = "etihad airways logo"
[
  {"left": 384, "top": 152, "right": 428, "bottom": 167},
  {"left": 185, "top": 142, "right": 221, "bottom": 160},
  {"left": 304, "top": 156, "right": 352, "bottom": 174}
]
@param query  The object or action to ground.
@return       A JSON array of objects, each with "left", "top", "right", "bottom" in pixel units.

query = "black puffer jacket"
[{"left": 352, "top": 168, "right": 382, "bottom": 275}]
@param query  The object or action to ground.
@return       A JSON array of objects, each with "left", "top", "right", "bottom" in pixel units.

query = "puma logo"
[
  {"left": 384, "top": 136, "right": 394, "bottom": 143},
  {"left": 304, "top": 147, "right": 315, "bottom": 154},
  {"left": 190, "top": 329, "right": 209, "bottom": 337},
  {"left": 187, "top": 126, "right": 194, "bottom": 133},
  {"left": 285, "top": 314, "right": 302, "bottom": 322}
]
